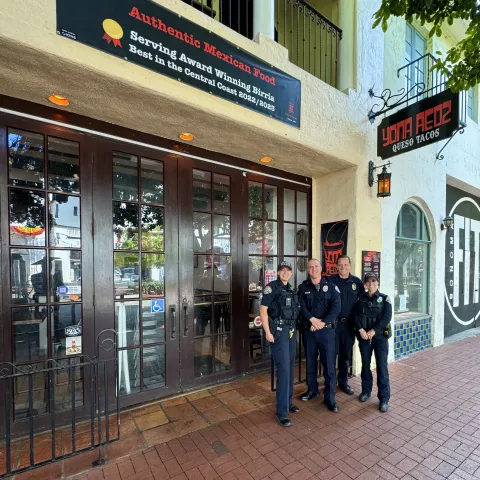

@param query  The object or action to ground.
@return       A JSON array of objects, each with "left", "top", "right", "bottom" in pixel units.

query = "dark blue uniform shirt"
[
  {"left": 298, "top": 277, "right": 341, "bottom": 325},
  {"left": 260, "top": 279, "right": 296, "bottom": 319},
  {"left": 354, "top": 290, "right": 392, "bottom": 334},
  {"left": 329, "top": 273, "right": 364, "bottom": 319}
]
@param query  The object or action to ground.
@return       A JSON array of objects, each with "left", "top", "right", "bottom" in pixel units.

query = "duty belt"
[
  {"left": 278, "top": 319, "right": 295, "bottom": 326},
  {"left": 323, "top": 322, "right": 336, "bottom": 329}
]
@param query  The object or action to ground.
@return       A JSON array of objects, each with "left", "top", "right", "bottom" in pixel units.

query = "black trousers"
[
  {"left": 336, "top": 319, "right": 355, "bottom": 387},
  {"left": 358, "top": 335, "right": 390, "bottom": 402}
]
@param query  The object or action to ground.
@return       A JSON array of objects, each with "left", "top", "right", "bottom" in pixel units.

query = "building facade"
[{"left": 0, "top": 0, "right": 479, "bottom": 420}]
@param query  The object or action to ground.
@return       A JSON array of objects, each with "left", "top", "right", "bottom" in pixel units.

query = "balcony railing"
[
  {"left": 181, "top": 0, "right": 342, "bottom": 88},
  {"left": 397, "top": 53, "right": 467, "bottom": 126}
]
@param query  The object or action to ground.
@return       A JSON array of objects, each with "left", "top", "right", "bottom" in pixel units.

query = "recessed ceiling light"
[
  {"left": 260, "top": 157, "right": 273, "bottom": 163},
  {"left": 48, "top": 94, "right": 70, "bottom": 107},
  {"left": 179, "top": 133, "right": 195, "bottom": 141}
]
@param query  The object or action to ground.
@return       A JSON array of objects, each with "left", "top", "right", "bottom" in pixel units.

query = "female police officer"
[
  {"left": 260, "top": 261, "right": 300, "bottom": 427},
  {"left": 354, "top": 272, "right": 392, "bottom": 412}
]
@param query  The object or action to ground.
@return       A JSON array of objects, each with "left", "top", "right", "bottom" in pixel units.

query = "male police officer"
[
  {"left": 260, "top": 261, "right": 300, "bottom": 427},
  {"left": 298, "top": 259, "right": 341, "bottom": 412},
  {"left": 330, "top": 255, "right": 364, "bottom": 395},
  {"left": 354, "top": 273, "right": 392, "bottom": 412}
]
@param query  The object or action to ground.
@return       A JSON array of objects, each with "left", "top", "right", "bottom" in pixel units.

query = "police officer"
[
  {"left": 330, "top": 255, "right": 364, "bottom": 395},
  {"left": 298, "top": 259, "right": 341, "bottom": 412},
  {"left": 260, "top": 261, "right": 300, "bottom": 427},
  {"left": 354, "top": 273, "right": 392, "bottom": 412}
]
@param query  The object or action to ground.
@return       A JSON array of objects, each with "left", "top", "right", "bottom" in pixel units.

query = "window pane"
[
  {"left": 13, "top": 306, "right": 49, "bottom": 363},
  {"left": 8, "top": 129, "right": 44, "bottom": 189},
  {"left": 215, "top": 297, "right": 231, "bottom": 333},
  {"left": 297, "top": 257, "right": 308, "bottom": 287},
  {"left": 119, "top": 349, "right": 140, "bottom": 395},
  {"left": 50, "top": 250, "right": 82, "bottom": 302},
  {"left": 248, "top": 182, "right": 263, "bottom": 217},
  {"left": 400, "top": 203, "right": 420, "bottom": 239},
  {"left": 194, "top": 255, "right": 212, "bottom": 295},
  {"left": 10, "top": 189, "right": 46, "bottom": 246},
  {"left": 14, "top": 365, "right": 48, "bottom": 419},
  {"left": 395, "top": 240, "right": 428, "bottom": 314},
  {"left": 264, "top": 257, "right": 278, "bottom": 285},
  {"left": 193, "top": 170, "right": 211, "bottom": 211},
  {"left": 193, "top": 212, "right": 211, "bottom": 253},
  {"left": 284, "top": 189, "right": 295, "bottom": 221},
  {"left": 49, "top": 194, "right": 81, "bottom": 248},
  {"left": 214, "top": 256, "right": 231, "bottom": 294},
  {"left": 248, "top": 257, "right": 263, "bottom": 292},
  {"left": 284, "top": 223, "right": 295, "bottom": 255},
  {"left": 284, "top": 256, "right": 295, "bottom": 286},
  {"left": 142, "top": 300, "right": 165, "bottom": 344},
  {"left": 213, "top": 215, "right": 230, "bottom": 254},
  {"left": 114, "top": 253, "right": 139, "bottom": 299},
  {"left": 51, "top": 304, "right": 82, "bottom": 357},
  {"left": 10, "top": 248, "right": 46, "bottom": 305},
  {"left": 297, "top": 192, "right": 307, "bottom": 223},
  {"left": 249, "top": 328, "right": 271, "bottom": 366},
  {"left": 213, "top": 174, "right": 230, "bottom": 214},
  {"left": 264, "top": 185, "right": 277, "bottom": 220},
  {"left": 248, "top": 220, "right": 263, "bottom": 254},
  {"left": 194, "top": 297, "right": 212, "bottom": 336},
  {"left": 115, "top": 301, "right": 140, "bottom": 347},
  {"left": 194, "top": 337, "right": 213, "bottom": 377},
  {"left": 113, "top": 152, "right": 138, "bottom": 201},
  {"left": 48, "top": 137, "right": 80, "bottom": 194},
  {"left": 296, "top": 225, "right": 309, "bottom": 254},
  {"left": 141, "top": 205, "right": 164, "bottom": 251},
  {"left": 141, "top": 158, "right": 163, "bottom": 204},
  {"left": 113, "top": 202, "right": 139, "bottom": 249},
  {"left": 141, "top": 253, "right": 164, "bottom": 298},
  {"left": 143, "top": 345, "right": 165, "bottom": 389},
  {"left": 215, "top": 335, "right": 231, "bottom": 373},
  {"left": 264, "top": 221, "right": 278, "bottom": 255}
]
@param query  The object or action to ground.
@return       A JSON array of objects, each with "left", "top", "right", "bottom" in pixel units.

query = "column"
[{"left": 253, "top": 0, "right": 275, "bottom": 40}]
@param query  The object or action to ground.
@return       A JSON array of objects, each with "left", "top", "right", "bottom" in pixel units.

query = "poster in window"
[{"left": 321, "top": 221, "right": 348, "bottom": 276}]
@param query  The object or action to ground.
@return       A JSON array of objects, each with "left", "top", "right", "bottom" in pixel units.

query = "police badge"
[
  {"left": 323, "top": 285, "right": 328, "bottom": 292},
  {"left": 352, "top": 284, "right": 357, "bottom": 291},
  {"left": 377, "top": 297, "right": 383, "bottom": 303}
]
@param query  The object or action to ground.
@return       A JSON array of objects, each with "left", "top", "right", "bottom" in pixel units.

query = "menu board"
[{"left": 362, "top": 251, "right": 381, "bottom": 283}]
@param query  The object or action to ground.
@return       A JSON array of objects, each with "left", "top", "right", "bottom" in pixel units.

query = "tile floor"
[{"left": 9, "top": 334, "right": 480, "bottom": 479}]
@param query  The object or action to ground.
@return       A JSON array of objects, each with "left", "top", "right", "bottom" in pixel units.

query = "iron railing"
[
  {"left": 397, "top": 53, "right": 468, "bottom": 126},
  {"left": 181, "top": 0, "right": 342, "bottom": 88},
  {"left": 0, "top": 331, "right": 119, "bottom": 478}
]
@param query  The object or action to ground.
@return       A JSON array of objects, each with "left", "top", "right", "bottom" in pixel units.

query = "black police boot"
[
  {"left": 339, "top": 384, "right": 354, "bottom": 395},
  {"left": 276, "top": 414, "right": 292, "bottom": 427},
  {"left": 301, "top": 391, "right": 320, "bottom": 401},
  {"left": 325, "top": 401, "right": 339, "bottom": 413},
  {"left": 379, "top": 402, "right": 388, "bottom": 413},
  {"left": 289, "top": 404, "right": 299, "bottom": 413},
  {"left": 359, "top": 392, "right": 371, "bottom": 402}
]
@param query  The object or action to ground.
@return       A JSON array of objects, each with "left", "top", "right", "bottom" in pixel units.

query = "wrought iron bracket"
[
  {"left": 367, "top": 83, "right": 425, "bottom": 124},
  {"left": 368, "top": 161, "right": 391, "bottom": 187},
  {"left": 436, "top": 124, "right": 466, "bottom": 161}
]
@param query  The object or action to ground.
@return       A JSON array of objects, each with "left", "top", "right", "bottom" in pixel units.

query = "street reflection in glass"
[
  {"left": 49, "top": 250, "right": 82, "bottom": 302},
  {"left": 114, "top": 253, "right": 140, "bottom": 299},
  {"left": 13, "top": 306, "right": 49, "bottom": 363},
  {"left": 48, "top": 194, "right": 81, "bottom": 248},
  {"left": 143, "top": 345, "right": 165, "bottom": 389},
  {"left": 213, "top": 174, "right": 230, "bottom": 214},
  {"left": 194, "top": 255, "right": 212, "bottom": 295},
  {"left": 10, "top": 249, "right": 47, "bottom": 305},
  {"left": 193, "top": 212, "right": 211, "bottom": 253},
  {"left": 115, "top": 301, "right": 140, "bottom": 347},
  {"left": 141, "top": 205, "right": 164, "bottom": 251},
  {"left": 141, "top": 158, "right": 163, "bottom": 204},
  {"left": 193, "top": 170, "right": 211, "bottom": 211},
  {"left": 113, "top": 153, "right": 138, "bottom": 201},
  {"left": 48, "top": 137, "right": 80, "bottom": 194},
  {"left": 113, "top": 202, "right": 139, "bottom": 249},
  {"left": 51, "top": 304, "right": 82, "bottom": 358},
  {"left": 10, "top": 189, "right": 46, "bottom": 247}
]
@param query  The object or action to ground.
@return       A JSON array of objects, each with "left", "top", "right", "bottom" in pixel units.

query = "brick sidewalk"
[{"left": 13, "top": 335, "right": 480, "bottom": 479}]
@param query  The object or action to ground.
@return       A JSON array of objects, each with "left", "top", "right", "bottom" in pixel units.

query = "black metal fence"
[
  {"left": 0, "top": 331, "right": 119, "bottom": 478},
  {"left": 181, "top": 0, "right": 342, "bottom": 88}
]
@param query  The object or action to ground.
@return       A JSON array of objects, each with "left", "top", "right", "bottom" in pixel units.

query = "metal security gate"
[{"left": 0, "top": 330, "right": 120, "bottom": 478}]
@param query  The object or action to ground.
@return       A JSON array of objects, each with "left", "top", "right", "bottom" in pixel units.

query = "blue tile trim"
[{"left": 394, "top": 315, "right": 432, "bottom": 360}]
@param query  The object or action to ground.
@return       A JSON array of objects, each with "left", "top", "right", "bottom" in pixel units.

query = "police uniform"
[
  {"left": 354, "top": 278, "right": 392, "bottom": 410},
  {"left": 261, "top": 271, "right": 300, "bottom": 424},
  {"left": 298, "top": 277, "right": 341, "bottom": 409},
  {"left": 330, "top": 273, "right": 364, "bottom": 393}
]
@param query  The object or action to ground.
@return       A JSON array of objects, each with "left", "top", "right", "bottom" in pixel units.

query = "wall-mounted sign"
[
  {"left": 362, "top": 251, "right": 381, "bottom": 284},
  {"left": 65, "top": 325, "right": 82, "bottom": 336},
  {"left": 377, "top": 89, "right": 459, "bottom": 159},
  {"left": 321, "top": 221, "right": 348, "bottom": 276},
  {"left": 151, "top": 299, "right": 165, "bottom": 313},
  {"left": 444, "top": 185, "right": 480, "bottom": 338},
  {"left": 66, "top": 336, "right": 82, "bottom": 355},
  {"left": 56, "top": 0, "right": 301, "bottom": 128}
]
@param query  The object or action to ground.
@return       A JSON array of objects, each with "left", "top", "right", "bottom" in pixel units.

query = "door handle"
[
  {"left": 183, "top": 298, "right": 189, "bottom": 336},
  {"left": 170, "top": 305, "right": 176, "bottom": 339}
]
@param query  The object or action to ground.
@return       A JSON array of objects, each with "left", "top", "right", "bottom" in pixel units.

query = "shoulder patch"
[
  {"left": 263, "top": 286, "right": 272, "bottom": 294},
  {"left": 386, "top": 296, "right": 391, "bottom": 304},
  {"left": 335, "top": 286, "right": 340, "bottom": 293}
]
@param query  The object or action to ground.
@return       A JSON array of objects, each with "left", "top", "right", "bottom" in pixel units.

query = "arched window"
[{"left": 395, "top": 203, "right": 431, "bottom": 314}]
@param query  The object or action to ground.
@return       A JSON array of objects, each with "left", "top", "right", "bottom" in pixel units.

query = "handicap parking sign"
[{"left": 151, "top": 299, "right": 165, "bottom": 313}]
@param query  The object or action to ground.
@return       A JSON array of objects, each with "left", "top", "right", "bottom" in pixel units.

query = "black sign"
[
  {"left": 321, "top": 220, "right": 348, "bottom": 276},
  {"left": 377, "top": 89, "right": 459, "bottom": 159},
  {"left": 362, "top": 251, "right": 381, "bottom": 283},
  {"left": 56, "top": 0, "right": 301, "bottom": 127},
  {"left": 444, "top": 185, "right": 480, "bottom": 338}
]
